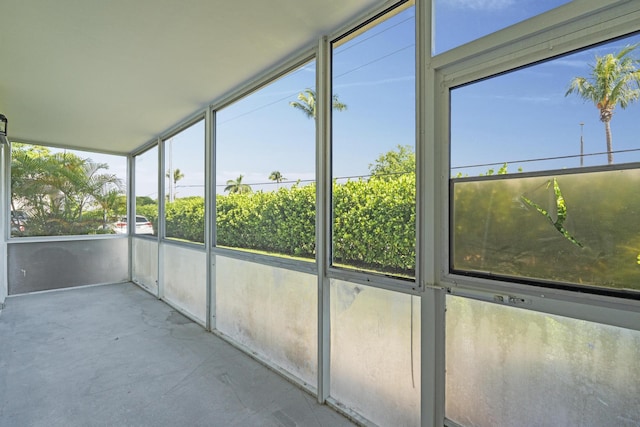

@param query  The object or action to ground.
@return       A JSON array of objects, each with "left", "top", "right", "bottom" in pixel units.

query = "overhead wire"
[{"left": 217, "top": 14, "right": 415, "bottom": 125}]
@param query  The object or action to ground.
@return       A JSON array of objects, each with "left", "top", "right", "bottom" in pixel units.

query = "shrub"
[
  {"left": 166, "top": 197, "right": 205, "bottom": 243},
  {"left": 217, "top": 177, "right": 415, "bottom": 274},
  {"left": 134, "top": 177, "right": 417, "bottom": 274}
]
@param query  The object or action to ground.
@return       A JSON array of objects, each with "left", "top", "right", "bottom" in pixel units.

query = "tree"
[
  {"left": 77, "top": 160, "right": 123, "bottom": 220},
  {"left": 290, "top": 88, "right": 347, "bottom": 119},
  {"left": 269, "top": 171, "right": 285, "bottom": 183},
  {"left": 11, "top": 143, "right": 123, "bottom": 235},
  {"left": 94, "top": 188, "right": 124, "bottom": 230},
  {"left": 136, "top": 196, "right": 156, "bottom": 206},
  {"left": 166, "top": 168, "right": 185, "bottom": 202},
  {"left": 269, "top": 170, "right": 286, "bottom": 189},
  {"left": 566, "top": 44, "right": 640, "bottom": 165},
  {"left": 368, "top": 144, "right": 415, "bottom": 180},
  {"left": 224, "top": 174, "right": 252, "bottom": 194},
  {"left": 167, "top": 168, "right": 185, "bottom": 186}
]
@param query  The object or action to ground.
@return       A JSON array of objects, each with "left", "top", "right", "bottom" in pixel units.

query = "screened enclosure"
[{"left": 2, "top": 1, "right": 640, "bottom": 426}]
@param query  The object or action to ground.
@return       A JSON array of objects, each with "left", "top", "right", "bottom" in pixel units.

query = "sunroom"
[{"left": 1, "top": 1, "right": 639, "bottom": 426}]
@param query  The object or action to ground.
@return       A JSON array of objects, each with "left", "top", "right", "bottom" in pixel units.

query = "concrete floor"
[{"left": 0, "top": 283, "right": 356, "bottom": 427}]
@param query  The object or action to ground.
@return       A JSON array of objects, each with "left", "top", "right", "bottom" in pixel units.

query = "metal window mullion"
[
  {"left": 3, "top": 142, "right": 9, "bottom": 239},
  {"left": 1, "top": 141, "right": 9, "bottom": 303},
  {"left": 157, "top": 138, "right": 165, "bottom": 299},
  {"left": 326, "top": 266, "right": 421, "bottom": 295},
  {"left": 206, "top": 107, "right": 216, "bottom": 331},
  {"left": 430, "top": 0, "right": 637, "bottom": 72},
  {"left": 127, "top": 154, "right": 135, "bottom": 282},
  {"left": 421, "top": 287, "right": 446, "bottom": 427},
  {"left": 418, "top": 0, "right": 446, "bottom": 426},
  {"left": 438, "top": 3, "right": 640, "bottom": 88},
  {"left": 316, "top": 35, "right": 332, "bottom": 404}
]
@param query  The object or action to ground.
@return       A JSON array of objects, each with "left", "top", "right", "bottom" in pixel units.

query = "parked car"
[
  {"left": 11, "top": 210, "right": 28, "bottom": 234},
  {"left": 11, "top": 222, "right": 25, "bottom": 234},
  {"left": 112, "top": 215, "right": 154, "bottom": 235}
]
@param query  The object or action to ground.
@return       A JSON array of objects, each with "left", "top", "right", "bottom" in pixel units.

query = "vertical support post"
[
  {"left": 127, "top": 153, "right": 135, "bottom": 282},
  {"left": 417, "top": 0, "right": 435, "bottom": 287},
  {"left": 421, "top": 287, "right": 446, "bottom": 427},
  {"left": 316, "top": 35, "right": 332, "bottom": 403},
  {"left": 0, "top": 141, "right": 9, "bottom": 303},
  {"left": 205, "top": 107, "right": 216, "bottom": 332},
  {"left": 417, "top": 0, "right": 447, "bottom": 425},
  {"left": 157, "top": 138, "right": 165, "bottom": 299},
  {"left": 167, "top": 138, "right": 173, "bottom": 202}
]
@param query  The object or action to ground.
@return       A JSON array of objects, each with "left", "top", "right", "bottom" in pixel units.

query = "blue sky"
[
  {"left": 434, "top": 0, "right": 571, "bottom": 54},
  {"left": 451, "top": 37, "right": 640, "bottom": 176},
  {"left": 216, "top": 63, "right": 316, "bottom": 193},
  {"left": 215, "top": 5, "right": 416, "bottom": 194},
  {"left": 86, "top": 0, "right": 640, "bottom": 198}
]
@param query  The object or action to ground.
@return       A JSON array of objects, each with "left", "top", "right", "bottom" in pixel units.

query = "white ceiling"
[{"left": 0, "top": 0, "right": 383, "bottom": 154}]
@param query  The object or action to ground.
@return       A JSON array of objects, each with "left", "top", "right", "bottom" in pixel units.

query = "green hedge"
[
  {"left": 216, "top": 184, "right": 316, "bottom": 258},
  {"left": 134, "top": 168, "right": 640, "bottom": 290},
  {"left": 136, "top": 197, "right": 205, "bottom": 242},
  {"left": 217, "top": 177, "right": 415, "bottom": 275},
  {"left": 166, "top": 197, "right": 205, "bottom": 243},
  {"left": 135, "top": 177, "right": 416, "bottom": 275},
  {"left": 333, "top": 175, "right": 415, "bottom": 274}
]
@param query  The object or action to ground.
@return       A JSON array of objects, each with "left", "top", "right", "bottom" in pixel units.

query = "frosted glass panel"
[
  {"left": 8, "top": 238, "right": 128, "bottom": 294},
  {"left": 446, "top": 296, "right": 640, "bottom": 427},
  {"left": 330, "top": 279, "right": 420, "bottom": 426},
  {"left": 215, "top": 256, "right": 317, "bottom": 387},
  {"left": 452, "top": 169, "right": 640, "bottom": 294},
  {"left": 162, "top": 244, "right": 206, "bottom": 323},
  {"left": 132, "top": 237, "right": 158, "bottom": 294}
]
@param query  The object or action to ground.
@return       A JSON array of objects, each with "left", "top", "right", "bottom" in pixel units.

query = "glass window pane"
[
  {"left": 450, "top": 35, "right": 640, "bottom": 295},
  {"left": 451, "top": 35, "right": 640, "bottom": 175},
  {"left": 8, "top": 239, "right": 128, "bottom": 294},
  {"left": 216, "top": 60, "right": 316, "bottom": 259},
  {"left": 11, "top": 143, "right": 126, "bottom": 237},
  {"left": 452, "top": 169, "right": 640, "bottom": 294},
  {"left": 163, "top": 245, "right": 206, "bottom": 322},
  {"left": 132, "top": 237, "right": 158, "bottom": 294},
  {"left": 331, "top": 4, "right": 416, "bottom": 278},
  {"left": 216, "top": 256, "right": 318, "bottom": 387},
  {"left": 163, "top": 120, "right": 205, "bottom": 243},
  {"left": 433, "top": 0, "right": 571, "bottom": 55},
  {"left": 446, "top": 295, "right": 640, "bottom": 426},
  {"left": 134, "top": 146, "right": 158, "bottom": 236},
  {"left": 330, "top": 279, "right": 420, "bottom": 426}
]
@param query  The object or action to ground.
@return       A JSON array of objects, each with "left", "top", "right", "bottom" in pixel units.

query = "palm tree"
[
  {"left": 269, "top": 170, "right": 286, "bottom": 189},
  {"left": 224, "top": 174, "right": 252, "bottom": 194},
  {"left": 10, "top": 144, "right": 123, "bottom": 234},
  {"left": 168, "top": 168, "right": 185, "bottom": 186},
  {"left": 94, "top": 188, "right": 123, "bottom": 230},
  {"left": 566, "top": 44, "right": 640, "bottom": 165},
  {"left": 166, "top": 168, "right": 185, "bottom": 202},
  {"left": 290, "top": 88, "right": 347, "bottom": 119}
]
